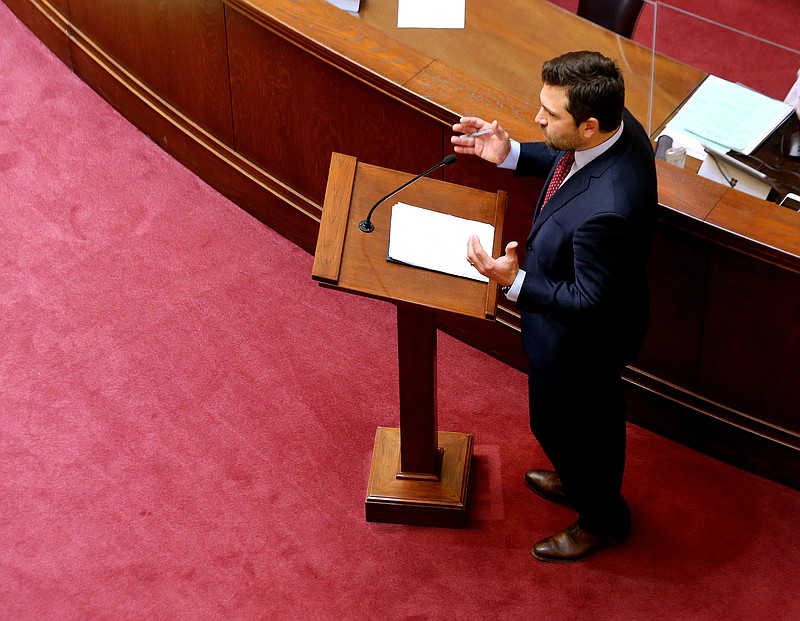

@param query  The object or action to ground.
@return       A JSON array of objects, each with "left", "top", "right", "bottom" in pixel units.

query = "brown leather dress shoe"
[
  {"left": 532, "top": 522, "right": 629, "bottom": 563},
  {"left": 524, "top": 469, "right": 573, "bottom": 507}
]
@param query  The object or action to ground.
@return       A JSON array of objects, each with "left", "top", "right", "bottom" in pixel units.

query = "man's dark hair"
[{"left": 541, "top": 51, "right": 625, "bottom": 132}]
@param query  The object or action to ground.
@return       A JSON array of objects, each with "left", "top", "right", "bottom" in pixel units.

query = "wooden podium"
[{"left": 312, "top": 153, "right": 507, "bottom": 527}]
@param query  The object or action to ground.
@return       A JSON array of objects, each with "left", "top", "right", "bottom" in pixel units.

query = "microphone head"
[{"left": 443, "top": 154, "right": 457, "bottom": 165}]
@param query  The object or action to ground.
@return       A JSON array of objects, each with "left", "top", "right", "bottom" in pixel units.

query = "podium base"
[{"left": 365, "top": 426, "right": 473, "bottom": 528}]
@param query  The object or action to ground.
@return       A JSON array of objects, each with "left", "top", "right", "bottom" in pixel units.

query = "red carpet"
[{"left": 2, "top": 3, "right": 800, "bottom": 619}]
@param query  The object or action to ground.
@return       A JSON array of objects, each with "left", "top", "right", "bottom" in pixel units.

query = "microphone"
[{"left": 358, "top": 154, "right": 457, "bottom": 233}]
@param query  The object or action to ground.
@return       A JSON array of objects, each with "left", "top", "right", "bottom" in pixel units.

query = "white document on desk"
[
  {"left": 398, "top": 0, "right": 465, "bottom": 29},
  {"left": 387, "top": 202, "right": 493, "bottom": 283},
  {"left": 325, "top": 0, "right": 360, "bottom": 12}
]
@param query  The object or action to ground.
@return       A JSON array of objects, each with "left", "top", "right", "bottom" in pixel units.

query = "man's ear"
[{"left": 580, "top": 117, "right": 600, "bottom": 140}]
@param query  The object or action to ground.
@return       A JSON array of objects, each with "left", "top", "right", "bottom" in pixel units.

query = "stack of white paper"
[{"left": 387, "top": 203, "right": 494, "bottom": 283}]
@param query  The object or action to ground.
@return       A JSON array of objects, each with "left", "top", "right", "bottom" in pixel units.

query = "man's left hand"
[{"left": 467, "top": 235, "right": 519, "bottom": 287}]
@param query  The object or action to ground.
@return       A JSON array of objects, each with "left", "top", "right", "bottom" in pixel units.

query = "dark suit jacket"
[{"left": 514, "top": 110, "right": 657, "bottom": 372}]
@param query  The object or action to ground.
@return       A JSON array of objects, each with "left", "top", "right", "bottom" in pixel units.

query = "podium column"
[
  {"left": 365, "top": 305, "right": 473, "bottom": 528},
  {"left": 397, "top": 304, "right": 439, "bottom": 479}
]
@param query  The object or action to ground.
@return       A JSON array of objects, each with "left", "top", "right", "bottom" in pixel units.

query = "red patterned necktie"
[{"left": 540, "top": 150, "right": 575, "bottom": 211}]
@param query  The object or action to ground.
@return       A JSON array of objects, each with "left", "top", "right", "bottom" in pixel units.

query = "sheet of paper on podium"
[
  {"left": 325, "top": 0, "right": 360, "bottom": 14},
  {"left": 387, "top": 202, "right": 493, "bottom": 283},
  {"left": 397, "top": 0, "right": 465, "bottom": 28},
  {"left": 659, "top": 75, "right": 794, "bottom": 159}
]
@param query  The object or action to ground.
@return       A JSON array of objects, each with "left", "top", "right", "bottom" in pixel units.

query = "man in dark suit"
[{"left": 451, "top": 51, "right": 658, "bottom": 562}]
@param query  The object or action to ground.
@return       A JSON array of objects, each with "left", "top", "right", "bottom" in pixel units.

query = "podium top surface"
[{"left": 313, "top": 154, "right": 507, "bottom": 319}]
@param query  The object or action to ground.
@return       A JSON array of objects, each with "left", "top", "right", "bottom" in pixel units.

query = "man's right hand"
[{"left": 451, "top": 117, "right": 511, "bottom": 164}]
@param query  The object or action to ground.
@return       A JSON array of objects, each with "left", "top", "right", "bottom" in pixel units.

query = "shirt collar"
[{"left": 573, "top": 121, "right": 624, "bottom": 171}]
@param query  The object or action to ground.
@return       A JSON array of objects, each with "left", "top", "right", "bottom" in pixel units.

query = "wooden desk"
[
  {"left": 5, "top": 0, "right": 798, "bottom": 487},
  {"left": 358, "top": 0, "right": 700, "bottom": 138}
]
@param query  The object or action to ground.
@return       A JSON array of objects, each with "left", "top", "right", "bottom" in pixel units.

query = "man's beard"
[{"left": 542, "top": 127, "right": 581, "bottom": 151}]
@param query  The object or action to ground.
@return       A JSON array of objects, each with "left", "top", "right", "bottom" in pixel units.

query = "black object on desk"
[
  {"left": 788, "top": 132, "right": 800, "bottom": 159},
  {"left": 728, "top": 115, "right": 800, "bottom": 207}
]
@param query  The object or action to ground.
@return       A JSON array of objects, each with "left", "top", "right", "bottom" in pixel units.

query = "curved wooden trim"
[
  {"left": 70, "top": 9, "right": 321, "bottom": 222},
  {"left": 625, "top": 367, "right": 800, "bottom": 448},
  {"left": 624, "top": 369, "right": 800, "bottom": 489}
]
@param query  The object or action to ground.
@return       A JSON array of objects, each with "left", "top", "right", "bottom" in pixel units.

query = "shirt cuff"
[
  {"left": 498, "top": 140, "right": 521, "bottom": 170},
  {"left": 503, "top": 269, "right": 526, "bottom": 302}
]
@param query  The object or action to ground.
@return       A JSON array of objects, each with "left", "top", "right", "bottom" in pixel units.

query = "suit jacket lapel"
[
  {"left": 528, "top": 170, "right": 591, "bottom": 241},
  {"left": 527, "top": 131, "right": 629, "bottom": 243}
]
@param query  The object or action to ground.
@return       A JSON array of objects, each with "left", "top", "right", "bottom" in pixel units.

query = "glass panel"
[{"left": 650, "top": 1, "right": 800, "bottom": 199}]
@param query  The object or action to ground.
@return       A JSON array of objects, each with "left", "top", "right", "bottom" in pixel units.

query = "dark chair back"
[{"left": 577, "top": 0, "right": 645, "bottom": 39}]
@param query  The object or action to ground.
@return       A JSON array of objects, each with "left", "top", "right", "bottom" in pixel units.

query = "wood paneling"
[
  {"left": 226, "top": 9, "right": 443, "bottom": 207},
  {"left": 67, "top": 0, "right": 233, "bottom": 144},
  {"left": 699, "top": 247, "right": 800, "bottom": 430},
  {"left": 638, "top": 226, "right": 711, "bottom": 391}
]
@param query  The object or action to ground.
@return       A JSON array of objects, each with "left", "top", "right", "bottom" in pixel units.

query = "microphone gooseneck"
[{"left": 358, "top": 154, "right": 457, "bottom": 233}]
